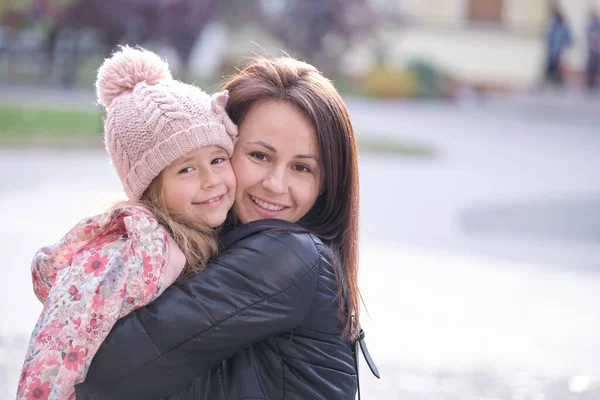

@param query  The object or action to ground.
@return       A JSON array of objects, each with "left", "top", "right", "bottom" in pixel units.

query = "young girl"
[{"left": 16, "top": 46, "right": 237, "bottom": 400}]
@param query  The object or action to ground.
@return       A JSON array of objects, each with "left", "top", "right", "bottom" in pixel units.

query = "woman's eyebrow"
[
  {"left": 295, "top": 154, "right": 319, "bottom": 161},
  {"left": 248, "top": 140, "right": 318, "bottom": 161},
  {"left": 248, "top": 140, "right": 276, "bottom": 152}
]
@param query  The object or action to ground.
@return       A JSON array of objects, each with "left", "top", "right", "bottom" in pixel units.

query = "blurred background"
[{"left": 1, "top": 0, "right": 599, "bottom": 399}]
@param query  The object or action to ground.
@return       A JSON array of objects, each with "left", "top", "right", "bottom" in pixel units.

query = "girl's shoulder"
[
  {"left": 31, "top": 205, "right": 179, "bottom": 303},
  {"left": 108, "top": 204, "right": 155, "bottom": 220},
  {"left": 101, "top": 205, "right": 164, "bottom": 236}
]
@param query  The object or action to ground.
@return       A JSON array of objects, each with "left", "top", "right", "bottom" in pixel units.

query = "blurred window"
[{"left": 468, "top": 0, "right": 504, "bottom": 23}]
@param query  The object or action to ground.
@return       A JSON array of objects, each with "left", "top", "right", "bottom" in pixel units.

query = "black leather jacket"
[{"left": 75, "top": 219, "right": 359, "bottom": 399}]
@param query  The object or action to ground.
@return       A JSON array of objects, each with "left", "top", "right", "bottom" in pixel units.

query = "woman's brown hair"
[{"left": 222, "top": 57, "right": 361, "bottom": 341}]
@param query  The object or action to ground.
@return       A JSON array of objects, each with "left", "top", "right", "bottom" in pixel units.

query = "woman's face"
[{"left": 231, "top": 100, "right": 322, "bottom": 224}]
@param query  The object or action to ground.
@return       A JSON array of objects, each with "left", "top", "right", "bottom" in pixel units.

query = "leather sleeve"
[{"left": 75, "top": 230, "right": 321, "bottom": 400}]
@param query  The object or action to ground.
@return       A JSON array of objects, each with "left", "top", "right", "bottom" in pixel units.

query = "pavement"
[{"left": 0, "top": 84, "right": 599, "bottom": 399}]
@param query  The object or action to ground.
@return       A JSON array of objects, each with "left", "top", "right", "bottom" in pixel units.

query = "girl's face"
[
  {"left": 161, "top": 145, "right": 236, "bottom": 227},
  {"left": 231, "top": 100, "right": 322, "bottom": 224}
]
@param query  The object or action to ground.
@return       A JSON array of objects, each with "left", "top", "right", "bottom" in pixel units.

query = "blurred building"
[
  {"left": 2, "top": 0, "right": 597, "bottom": 92},
  {"left": 354, "top": 0, "right": 599, "bottom": 90}
]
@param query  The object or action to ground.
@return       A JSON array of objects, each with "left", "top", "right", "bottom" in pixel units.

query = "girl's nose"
[{"left": 201, "top": 169, "right": 221, "bottom": 190}]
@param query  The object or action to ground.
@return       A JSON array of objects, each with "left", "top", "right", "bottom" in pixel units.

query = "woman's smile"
[{"left": 248, "top": 195, "right": 289, "bottom": 213}]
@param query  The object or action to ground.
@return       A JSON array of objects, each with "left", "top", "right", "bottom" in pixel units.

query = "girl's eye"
[
  {"left": 178, "top": 167, "right": 194, "bottom": 174},
  {"left": 294, "top": 164, "right": 311, "bottom": 173},
  {"left": 211, "top": 157, "right": 226, "bottom": 165},
  {"left": 250, "top": 152, "right": 268, "bottom": 161}
]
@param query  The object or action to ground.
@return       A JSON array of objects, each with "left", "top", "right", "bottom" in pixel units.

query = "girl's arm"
[
  {"left": 75, "top": 228, "right": 321, "bottom": 400},
  {"left": 18, "top": 207, "right": 185, "bottom": 400}
]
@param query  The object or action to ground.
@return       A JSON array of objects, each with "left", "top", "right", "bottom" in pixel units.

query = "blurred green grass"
[
  {"left": 0, "top": 104, "right": 435, "bottom": 156},
  {"left": 356, "top": 137, "right": 435, "bottom": 156},
  {"left": 0, "top": 105, "right": 103, "bottom": 146}
]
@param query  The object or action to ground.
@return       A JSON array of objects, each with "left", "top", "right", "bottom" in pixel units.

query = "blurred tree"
[
  {"left": 153, "top": 0, "right": 220, "bottom": 79},
  {"left": 235, "top": 0, "right": 380, "bottom": 73},
  {"left": 26, "top": 0, "right": 220, "bottom": 86},
  {"left": 3, "top": 0, "right": 386, "bottom": 85},
  {"left": 1, "top": 0, "right": 34, "bottom": 32},
  {"left": 0, "top": 0, "right": 72, "bottom": 80}
]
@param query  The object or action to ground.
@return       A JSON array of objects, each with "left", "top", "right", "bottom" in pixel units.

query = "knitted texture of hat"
[{"left": 96, "top": 46, "right": 237, "bottom": 200}]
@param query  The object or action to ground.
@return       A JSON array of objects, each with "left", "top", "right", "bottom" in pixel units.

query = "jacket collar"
[{"left": 219, "top": 218, "right": 306, "bottom": 250}]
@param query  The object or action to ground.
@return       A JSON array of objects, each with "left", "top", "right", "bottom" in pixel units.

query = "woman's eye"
[
  {"left": 250, "top": 152, "right": 268, "bottom": 161},
  {"left": 212, "top": 157, "right": 226, "bottom": 165},
  {"left": 178, "top": 167, "right": 194, "bottom": 174},
  {"left": 294, "top": 164, "right": 311, "bottom": 173}
]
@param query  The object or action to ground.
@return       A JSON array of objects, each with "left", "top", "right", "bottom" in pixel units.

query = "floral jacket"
[{"left": 17, "top": 206, "right": 185, "bottom": 400}]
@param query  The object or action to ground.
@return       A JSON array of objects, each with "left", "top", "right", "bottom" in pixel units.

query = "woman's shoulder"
[
  {"left": 216, "top": 219, "right": 326, "bottom": 287},
  {"left": 224, "top": 219, "right": 324, "bottom": 257}
]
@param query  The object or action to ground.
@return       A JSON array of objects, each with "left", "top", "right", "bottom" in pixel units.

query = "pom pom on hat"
[
  {"left": 96, "top": 45, "right": 172, "bottom": 108},
  {"left": 99, "top": 46, "right": 238, "bottom": 201}
]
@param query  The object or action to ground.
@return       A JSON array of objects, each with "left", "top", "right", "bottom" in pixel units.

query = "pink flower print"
[
  {"left": 86, "top": 316, "right": 100, "bottom": 338},
  {"left": 35, "top": 329, "right": 52, "bottom": 346},
  {"left": 68, "top": 285, "right": 82, "bottom": 301},
  {"left": 63, "top": 345, "right": 85, "bottom": 371},
  {"left": 73, "top": 317, "right": 82, "bottom": 330},
  {"left": 142, "top": 251, "right": 154, "bottom": 276},
  {"left": 26, "top": 378, "right": 50, "bottom": 400},
  {"left": 83, "top": 222, "right": 100, "bottom": 234},
  {"left": 83, "top": 254, "right": 108, "bottom": 276},
  {"left": 19, "top": 363, "right": 31, "bottom": 384},
  {"left": 119, "top": 283, "right": 127, "bottom": 299},
  {"left": 29, "top": 358, "right": 47, "bottom": 377},
  {"left": 44, "top": 353, "right": 61, "bottom": 367},
  {"left": 38, "top": 320, "right": 66, "bottom": 341},
  {"left": 91, "top": 294, "right": 106, "bottom": 312},
  {"left": 141, "top": 251, "right": 159, "bottom": 298},
  {"left": 127, "top": 296, "right": 135, "bottom": 304}
]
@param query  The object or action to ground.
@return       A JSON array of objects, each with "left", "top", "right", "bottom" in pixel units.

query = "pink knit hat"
[{"left": 96, "top": 46, "right": 237, "bottom": 201}]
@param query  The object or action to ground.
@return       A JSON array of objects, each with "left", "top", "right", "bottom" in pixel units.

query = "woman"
[{"left": 75, "top": 56, "right": 378, "bottom": 399}]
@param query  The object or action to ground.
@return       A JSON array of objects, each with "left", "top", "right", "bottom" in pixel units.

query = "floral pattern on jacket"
[{"left": 17, "top": 206, "right": 185, "bottom": 400}]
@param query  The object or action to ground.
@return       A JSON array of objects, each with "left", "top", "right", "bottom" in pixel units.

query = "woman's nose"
[{"left": 262, "top": 167, "right": 287, "bottom": 195}]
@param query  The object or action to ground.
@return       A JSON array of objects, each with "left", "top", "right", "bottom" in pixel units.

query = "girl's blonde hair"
[{"left": 115, "top": 173, "right": 219, "bottom": 280}]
